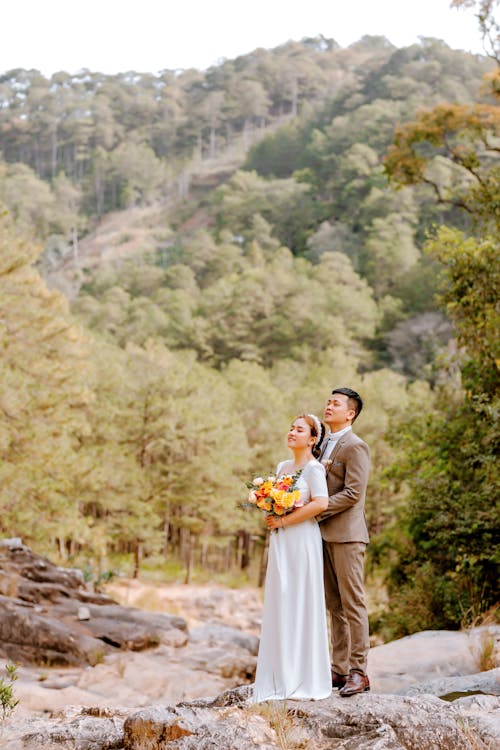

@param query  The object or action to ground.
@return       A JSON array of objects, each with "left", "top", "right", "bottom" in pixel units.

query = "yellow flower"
[
  {"left": 280, "top": 490, "right": 300, "bottom": 509},
  {"left": 270, "top": 489, "right": 285, "bottom": 503},
  {"left": 257, "top": 499, "right": 272, "bottom": 511},
  {"left": 260, "top": 481, "right": 274, "bottom": 493},
  {"left": 273, "top": 505, "right": 286, "bottom": 515}
]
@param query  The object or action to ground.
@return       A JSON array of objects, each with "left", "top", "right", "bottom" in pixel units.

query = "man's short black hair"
[{"left": 331, "top": 387, "right": 363, "bottom": 422}]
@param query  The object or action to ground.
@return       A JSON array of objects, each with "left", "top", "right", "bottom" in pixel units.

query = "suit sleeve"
[{"left": 319, "top": 441, "right": 370, "bottom": 520}]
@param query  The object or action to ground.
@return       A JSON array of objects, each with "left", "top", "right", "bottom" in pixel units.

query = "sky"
[{"left": 1, "top": 0, "right": 485, "bottom": 76}]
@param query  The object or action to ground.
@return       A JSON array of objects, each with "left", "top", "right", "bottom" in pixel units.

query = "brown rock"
[
  {"left": 0, "top": 597, "right": 107, "bottom": 666},
  {"left": 2, "top": 687, "right": 496, "bottom": 750},
  {"left": 0, "top": 540, "right": 188, "bottom": 667}
]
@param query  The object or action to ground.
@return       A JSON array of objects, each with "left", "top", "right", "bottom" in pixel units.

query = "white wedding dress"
[{"left": 252, "top": 458, "right": 332, "bottom": 702}]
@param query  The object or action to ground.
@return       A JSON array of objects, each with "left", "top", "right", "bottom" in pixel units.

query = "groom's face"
[{"left": 324, "top": 393, "right": 355, "bottom": 430}]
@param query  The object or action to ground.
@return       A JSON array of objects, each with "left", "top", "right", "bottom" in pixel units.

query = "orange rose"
[
  {"left": 281, "top": 490, "right": 301, "bottom": 509},
  {"left": 270, "top": 489, "right": 285, "bottom": 504},
  {"left": 257, "top": 499, "right": 272, "bottom": 511}
]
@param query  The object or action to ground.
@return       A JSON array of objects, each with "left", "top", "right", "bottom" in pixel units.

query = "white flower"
[
  {"left": 267, "top": 475, "right": 276, "bottom": 482},
  {"left": 248, "top": 490, "right": 258, "bottom": 504},
  {"left": 252, "top": 477, "right": 264, "bottom": 486}
]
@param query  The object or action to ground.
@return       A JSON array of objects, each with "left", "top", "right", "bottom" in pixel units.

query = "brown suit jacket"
[{"left": 318, "top": 429, "right": 370, "bottom": 544}]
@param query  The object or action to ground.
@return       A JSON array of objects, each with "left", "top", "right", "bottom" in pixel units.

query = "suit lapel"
[{"left": 323, "top": 433, "right": 351, "bottom": 474}]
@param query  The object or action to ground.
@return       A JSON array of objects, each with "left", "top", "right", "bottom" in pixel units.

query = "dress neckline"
[{"left": 291, "top": 458, "right": 315, "bottom": 472}]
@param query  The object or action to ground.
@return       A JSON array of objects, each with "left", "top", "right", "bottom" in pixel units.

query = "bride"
[{"left": 252, "top": 414, "right": 332, "bottom": 702}]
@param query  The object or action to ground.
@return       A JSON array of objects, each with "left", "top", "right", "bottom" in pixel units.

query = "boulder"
[
  {"left": 1, "top": 705, "right": 128, "bottom": 750},
  {"left": 368, "top": 627, "right": 500, "bottom": 694},
  {"left": 0, "top": 540, "right": 188, "bottom": 666},
  {"left": 452, "top": 694, "right": 500, "bottom": 747},
  {"left": 189, "top": 623, "right": 259, "bottom": 654},
  {"left": 0, "top": 597, "right": 106, "bottom": 666},
  {"left": 2, "top": 689, "right": 495, "bottom": 750},
  {"left": 123, "top": 690, "right": 500, "bottom": 749},
  {"left": 399, "top": 667, "right": 500, "bottom": 699}
]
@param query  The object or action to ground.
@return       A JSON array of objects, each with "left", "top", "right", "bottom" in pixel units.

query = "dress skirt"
[{"left": 252, "top": 517, "right": 331, "bottom": 702}]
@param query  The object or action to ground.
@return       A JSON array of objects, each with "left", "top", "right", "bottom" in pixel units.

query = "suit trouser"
[{"left": 323, "top": 541, "right": 369, "bottom": 675}]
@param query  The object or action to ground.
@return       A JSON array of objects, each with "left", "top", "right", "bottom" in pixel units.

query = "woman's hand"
[{"left": 266, "top": 514, "right": 285, "bottom": 531}]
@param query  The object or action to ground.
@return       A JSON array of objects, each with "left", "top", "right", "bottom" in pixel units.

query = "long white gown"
[{"left": 252, "top": 458, "right": 332, "bottom": 702}]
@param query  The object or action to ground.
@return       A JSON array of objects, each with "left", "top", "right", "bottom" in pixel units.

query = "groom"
[{"left": 318, "top": 387, "right": 371, "bottom": 697}]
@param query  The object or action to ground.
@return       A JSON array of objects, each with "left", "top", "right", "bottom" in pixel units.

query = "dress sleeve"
[{"left": 306, "top": 461, "right": 328, "bottom": 498}]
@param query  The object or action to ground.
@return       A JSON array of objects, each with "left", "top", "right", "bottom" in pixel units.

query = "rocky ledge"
[
  {"left": 2, "top": 681, "right": 500, "bottom": 749},
  {"left": 0, "top": 538, "right": 188, "bottom": 666},
  {"left": 1, "top": 538, "right": 499, "bottom": 748}
]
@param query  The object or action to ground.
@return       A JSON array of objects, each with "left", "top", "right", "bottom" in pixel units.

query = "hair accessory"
[{"left": 307, "top": 414, "right": 323, "bottom": 445}]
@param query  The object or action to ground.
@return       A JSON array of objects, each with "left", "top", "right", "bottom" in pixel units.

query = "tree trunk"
[
  {"left": 95, "top": 171, "right": 104, "bottom": 217},
  {"left": 200, "top": 539, "right": 208, "bottom": 568},
  {"left": 183, "top": 531, "right": 193, "bottom": 584},
  {"left": 291, "top": 76, "right": 298, "bottom": 117},
  {"left": 209, "top": 126, "right": 216, "bottom": 159},
  {"left": 162, "top": 512, "right": 170, "bottom": 557},
  {"left": 72, "top": 227, "right": 79, "bottom": 259},
  {"left": 224, "top": 543, "right": 231, "bottom": 571},
  {"left": 133, "top": 541, "right": 142, "bottom": 579},
  {"left": 51, "top": 129, "right": 58, "bottom": 178},
  {"left": 258, "top": 533, "right": 269, "bottom": 587},
  {"left": 58, "top": 536, "right": 67, "bottom": 562},
  {"left": 243, "top": 119, "right": 251, "bottom": 149},
  {"left": 240, "top": 530, "right": 251, "bottom": 570}
]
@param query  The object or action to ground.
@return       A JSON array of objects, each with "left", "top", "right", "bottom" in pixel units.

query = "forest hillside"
[{"left": 0, "top": 3, "right": 498, "bottom": 639}]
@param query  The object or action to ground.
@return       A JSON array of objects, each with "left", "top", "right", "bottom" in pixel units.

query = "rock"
[
  {"left": 0, "top": 537, "right": 23, "bottom": 549},
  {"left": 189, "top": 623, "right": 259, "bottom": 655},
  {"left": 399, "top": 667, "right": 500, "bottom": 698},
  {"left": 182, "top": 642, "right": 256, "bottom": 680},
  {"left": 297, "top": 693, "right": 488, "bottom": 750},
  {"left": 1, "top": 705, "right": 128, "bottom": 750},
  {"left": 0, "top": 597, "right": 108, "bottom": 666},
  {"left": 77, "top": 606, "right": 91, "bottom": 621},
  {"left": 368, "top": 628, "right": 500, "bottom": 694},
  {"left": 0, "top": 541, "right": 188, "bottom": 666},
  {"left": 453, "top": 694, "right": 500, "bottom": 749},
  {"left": 5, "top": 689, "right": 493, "bottom": 750},
  {"left": 54, "top": 600, "right": 188, "bottom": 648},
  {"left": 105, "top": 578, "right": 263, "bottom": 632},
  {"left": 123, "top": 703, "right": 277, "bottom": 750}
]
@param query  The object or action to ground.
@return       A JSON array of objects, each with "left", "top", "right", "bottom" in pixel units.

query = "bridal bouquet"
[{"left": 244, "top": 470, "right": 304, "bottom": 518}]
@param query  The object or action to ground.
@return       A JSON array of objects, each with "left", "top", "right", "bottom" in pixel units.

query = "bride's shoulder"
[
  {"left": 304, "top": 458, "right": 326, "bottom": 475},
  {"left": 276, "top": 459, "right": 294, "bottom": 475}
]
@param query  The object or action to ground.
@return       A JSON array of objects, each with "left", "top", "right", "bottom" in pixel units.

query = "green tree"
[
  {"left": 377, "top": 14, "right": 500, "bottom": 631},
  {"left": 0, "top": 162, "right": 57, "bottom": 238},
  {"left": 111, "top": 141, "right": 165, "bottom": 207},
  {"left": 0, "top": 207, "right": 93, "bottom": 555}
]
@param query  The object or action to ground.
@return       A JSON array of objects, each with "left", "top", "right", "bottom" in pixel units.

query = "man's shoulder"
[{"left": 343, "top": 430, "right": 369, "bottom": 451}]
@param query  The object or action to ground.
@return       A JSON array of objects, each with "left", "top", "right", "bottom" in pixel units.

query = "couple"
[{"left": 252, "top": 387, "right": 370, "bottom": 703}]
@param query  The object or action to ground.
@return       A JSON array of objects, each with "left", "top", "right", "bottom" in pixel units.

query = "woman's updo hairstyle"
[{"left": 297, "top": 413, "right": 326, "bottom": 458}]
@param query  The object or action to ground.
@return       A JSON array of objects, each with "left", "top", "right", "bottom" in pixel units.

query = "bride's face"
[{"left": 287, "top": 418, "right": 313, "bottom": 450}]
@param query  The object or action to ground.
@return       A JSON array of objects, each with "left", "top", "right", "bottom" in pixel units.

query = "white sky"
[{"left": 2, "top": 0, "right": 485, "bottom": 76}]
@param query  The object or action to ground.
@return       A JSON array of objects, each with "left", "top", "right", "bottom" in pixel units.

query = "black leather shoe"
[
  {"left": 331, "top": 671, "right": 348, "bottom": 689},
  {"left": 339, "top": 670, "right": 370, "bottom": 697}
]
